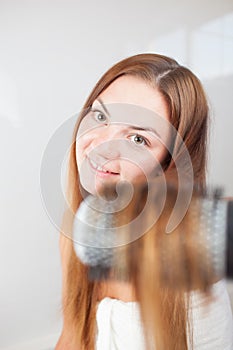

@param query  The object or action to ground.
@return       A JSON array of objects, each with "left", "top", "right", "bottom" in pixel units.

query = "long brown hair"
[
  {"left": 121, "top": 175, "right": 217, "bottom": 350},
  {"left": 60, "top": 53, "right": 209, "bottom": 349}
]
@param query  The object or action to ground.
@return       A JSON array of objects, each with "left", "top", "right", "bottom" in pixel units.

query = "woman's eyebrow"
[
  {"left": 95, "top": 98, "right": 111, "bottom": 117},
  {"left": 129, "top": 125, "right": 162, "bottom": 139}
]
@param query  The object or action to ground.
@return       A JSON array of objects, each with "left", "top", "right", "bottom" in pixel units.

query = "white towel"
[{"left": 96, "top": 279, "right": 233, "bottom": 350}]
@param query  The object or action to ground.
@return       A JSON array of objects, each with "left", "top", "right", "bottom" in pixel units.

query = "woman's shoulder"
[
  {"left": 189, "top": 279, "right": 233, "bottom": 350},
  {"left": 189, "top": 278, "right": 232, "bottom": 308},
  {"left": 96, "top": 280, "right": 233, "bottom": 350}
]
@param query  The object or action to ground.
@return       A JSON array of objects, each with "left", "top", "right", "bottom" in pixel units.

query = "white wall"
[{"left": 0, "top": 1, "right": 233, "bottom": 349}]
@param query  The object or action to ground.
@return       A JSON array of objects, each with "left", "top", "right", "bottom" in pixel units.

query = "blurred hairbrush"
[{"left": 72, "top": 179, "right": 233, "bottom": 290}]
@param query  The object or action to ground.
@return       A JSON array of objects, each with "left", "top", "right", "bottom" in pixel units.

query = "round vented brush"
[{"left": 72, "top": 183, "right": 233, "bottom": 287}]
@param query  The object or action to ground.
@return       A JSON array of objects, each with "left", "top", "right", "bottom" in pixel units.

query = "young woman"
[{"left": 55, "top": 53, "right": 233, "bottom": 349}]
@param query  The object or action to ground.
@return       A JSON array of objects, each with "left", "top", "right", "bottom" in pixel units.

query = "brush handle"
[{"left": 226, "top": 201, "right": 233, "bottom": 278}]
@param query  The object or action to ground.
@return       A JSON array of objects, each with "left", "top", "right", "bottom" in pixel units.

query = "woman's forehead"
[{"left": 95, "top": 75, "right": 170, "bottom": 120}]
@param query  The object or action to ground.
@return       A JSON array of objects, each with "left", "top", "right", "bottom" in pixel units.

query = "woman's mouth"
[{"left": 88, "top": 157, "right": 120, "bottom": 177}]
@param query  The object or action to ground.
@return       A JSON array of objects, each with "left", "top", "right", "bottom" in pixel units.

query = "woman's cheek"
[
  {"left": 121, "top": 156, "right": 161, "bottom": 183},
  {"left": 120, "top": 161, "right": 146, "bottom": 183},
  {"left": 76, "top": 133, "right": 93, "bottom": 161}
]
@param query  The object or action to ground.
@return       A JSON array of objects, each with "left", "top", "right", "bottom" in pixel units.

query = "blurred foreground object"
[{"left": 72, "top": 176, "right": 233, "bottom": 291}]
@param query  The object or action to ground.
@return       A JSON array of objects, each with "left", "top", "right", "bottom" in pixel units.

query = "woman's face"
[{"left": 76, "top": 75, "right": 170, "bottom": 195}]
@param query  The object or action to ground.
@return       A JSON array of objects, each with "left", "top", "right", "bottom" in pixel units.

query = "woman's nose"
[{"left": 90, "top": 125, "right": 121, "bottom": 159}]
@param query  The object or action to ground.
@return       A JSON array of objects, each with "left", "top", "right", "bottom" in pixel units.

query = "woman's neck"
[{"left": 98, "top": 279, "right": 137, "bottom": 302}]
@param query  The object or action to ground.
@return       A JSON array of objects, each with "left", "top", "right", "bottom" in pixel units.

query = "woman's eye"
[
  {"left": 129, "top": 134, "right": 148, "bottom": 146},
  {"left": 94, "top": 112, "right": 107, "bottom": 123}
]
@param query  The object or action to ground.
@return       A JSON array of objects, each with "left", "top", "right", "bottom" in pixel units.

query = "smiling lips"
[{"left": 88, "top": 157, "right": 120, "bottom": 176}]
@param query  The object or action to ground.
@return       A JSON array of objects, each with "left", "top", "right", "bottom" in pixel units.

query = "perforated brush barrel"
[{"left": 72, "top": 189, "right": 233, "bottom": 284}]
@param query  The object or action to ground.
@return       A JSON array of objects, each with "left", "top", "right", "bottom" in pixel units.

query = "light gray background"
[{"left": 0, "top": 1, "right": 233, "bottom": 349}]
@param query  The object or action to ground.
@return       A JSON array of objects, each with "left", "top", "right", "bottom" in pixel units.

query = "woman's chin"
[{"left": 80, "top": 176, "right": 121, "bottom": 198}]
